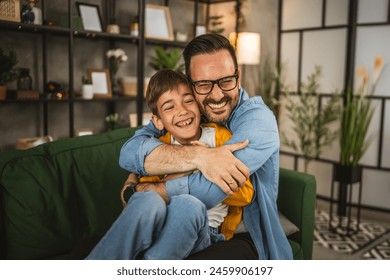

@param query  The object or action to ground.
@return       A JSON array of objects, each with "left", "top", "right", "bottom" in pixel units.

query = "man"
[{"left": 119, "top": 34, "right": 292, "bottom": 260}]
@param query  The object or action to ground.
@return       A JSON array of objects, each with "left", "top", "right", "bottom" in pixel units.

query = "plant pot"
[
  {"left": 81, "top": 84, "right": 94, "bottom": 99},
  {"left": 333, "top": 163, "right": 362, "bottom": 184},
  {"left": 106, "top": 24, "right": 120, "bottom": 34},
  {"left": 332, "top": 163, "right": 363, "bottom": 216},
  {"left": 0, "top": 85, "right": 7, "bottom": 100}
]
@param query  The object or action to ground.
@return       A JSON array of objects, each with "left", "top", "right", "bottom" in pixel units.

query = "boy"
[{"left": 87, "top": 69, "right": 253, "bottom": 259}]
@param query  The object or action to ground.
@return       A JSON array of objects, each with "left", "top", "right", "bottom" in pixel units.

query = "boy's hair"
[
  {"left": 183, "top": 34, "right": 238, "bottom": 79},
  {"left": 146, "top": 69, "right": 191, "bottom": 116}
]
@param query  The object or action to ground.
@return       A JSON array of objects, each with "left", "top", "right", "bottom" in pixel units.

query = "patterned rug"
[
  {"left": 361, "top": 238, "right": 390, "bottom": 259},
  {"left": 314, "top": 210, "right": 390, "bottom": 257}
]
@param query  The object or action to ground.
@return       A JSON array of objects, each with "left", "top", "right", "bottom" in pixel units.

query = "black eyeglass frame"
[{"left": 189, "top": 69, "right": 239, "bottom": 95}]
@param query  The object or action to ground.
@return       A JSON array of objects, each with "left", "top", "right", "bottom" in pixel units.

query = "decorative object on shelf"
[
  {"left": 81, "top": 75, "right": 93, "bottom": 99},
  {"left": 15, "top": 135, "right": 53, "bottom": 150},
  {"left": 21, "top": 2, "right": 34, "bottom": 24},
  {"left": 76, "top": 2, "right": 103, "bottom": 32},
  {"left": 195, "top": 25, "right": 206, "bottom": 37},
  {"left": 329, "top": 55, "right": 385, "bottom": 232},
  {"left": 75, "top": 128, "right": 94, "bottom": 137},
  {"left": 208, "top": 15, "right": 224, "bottom": 34},
  {"left": 45, "top": 80, "right": 65, "bottom": 99},
  {"left": 105, "top": 113, "right": 121, "bottom": 131},
  {"left": 15, "top": 65, "right": 38, "bottom": 99},
  {"left": 0, "top": 0, "right": 21, "bottom": 22},
  {"left": 88, "top": 68, "right": 112, "bottom": 98},
  {"left": 149, "top": 46, "right": 184, "bottom": 72},
  {"left": 175, "top": 31, "right": 187, "bottom": 42},
  {"left": 281, "top": 66, "right": 341, "bottom": 173},
  {"left": 15, "top": 90, "right": 39, "bottom": 99},
  {"left": 129, "top": 112, "right": 153, "bottom": 128},
  {"left": 17, "top": 68, "right": 32, "bottom": 90},
  {"left": 119, "top": 76, "right": 150, "bottom": 97},
  {"left": 145, "top": 4, "right": 174, "bottom": 41},
  {"left": 0, "top": 48, "right": 19, "bottom": 100},
  {"left": 27, "top": 0, "right": 41, "bottom": 25},
  {"left": 106, "top": 18, "right": 119, "bottom": 34},
  {"left": 59, "top": 15, "right": 83, "bottom": 30},
  {"left": 130, "top": 16, "right": 139, "bottom": 36},
  {"left": 106, "top": 48, "right": 128, "bottom": 95}
]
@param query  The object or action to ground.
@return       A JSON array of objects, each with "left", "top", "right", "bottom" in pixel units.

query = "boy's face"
[{"left": 152, "top": 83, "right": 201, "bottom": 145}]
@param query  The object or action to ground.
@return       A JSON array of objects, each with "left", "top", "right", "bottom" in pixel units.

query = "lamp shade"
[{"left": 229, "top": 32, "right": 261, "bottom": 65}]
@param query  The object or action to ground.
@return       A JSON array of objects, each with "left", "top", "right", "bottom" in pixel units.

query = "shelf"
[
  {"left": 1, "top": 0, "right": 239, "bottom": 143},
  {"left": 187, "top": 0, "right": 237, "bottom": 4}
]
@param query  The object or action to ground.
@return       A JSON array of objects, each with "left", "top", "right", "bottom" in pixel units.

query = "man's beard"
[{"left": 201, "top": 96, "right": 232, "bottom": 125}]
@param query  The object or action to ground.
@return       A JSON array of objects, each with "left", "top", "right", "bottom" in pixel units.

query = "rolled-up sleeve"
[{"left": 119, "top": 122, "right": 164, "bottom": 176}]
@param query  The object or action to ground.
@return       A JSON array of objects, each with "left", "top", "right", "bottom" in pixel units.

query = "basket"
[{"left": 0, "top": 0, "right": 21, "bottom": 22}]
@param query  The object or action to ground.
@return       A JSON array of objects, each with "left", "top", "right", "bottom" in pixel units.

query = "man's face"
[
  {"left": 189, "top": 49, "right": 240, "bottom": 124},
  {"left": 152, "top": 83, "right": 201, "bottom": 145}
]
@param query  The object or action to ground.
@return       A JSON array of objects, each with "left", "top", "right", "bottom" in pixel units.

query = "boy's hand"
[{"left": 136, "top": 182, "right": 169, "bottom": 204}]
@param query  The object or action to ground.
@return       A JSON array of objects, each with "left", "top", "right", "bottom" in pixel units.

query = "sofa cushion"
[
  {"left": 279, "top": 212, "right": 299, "bottom": 236},
  {"left": 0, "top": 128, "right": 135, "bottom": 259}
]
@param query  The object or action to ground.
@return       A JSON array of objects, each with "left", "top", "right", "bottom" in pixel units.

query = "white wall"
[{"left": 278, "top": 0, "right": 390, "bottom": 210}]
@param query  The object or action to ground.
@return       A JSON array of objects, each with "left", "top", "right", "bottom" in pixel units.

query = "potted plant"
[
  {"left": 0, "top": 48, "right": 19, "bottom": 100},
  {"left": 81, "top": 75, "right": 93, "bottom": 99},
  {"left": 281, "top": 66, "right": 341, "bottom": 173},
  {"left": 334, "top": 55, "right": 384, "bottom": 216},
  {"left": 149, "top": 46, "right": 184, "bottom": 72}
]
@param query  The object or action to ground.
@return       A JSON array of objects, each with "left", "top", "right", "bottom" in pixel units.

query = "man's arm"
[{"left": 119, "top": 121, "right": 249, "bottom": 195}]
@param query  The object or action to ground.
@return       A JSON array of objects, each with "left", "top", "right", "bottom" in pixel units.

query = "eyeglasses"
[{"left": 190, "top": 70, "right": 239, "bottom": 95}]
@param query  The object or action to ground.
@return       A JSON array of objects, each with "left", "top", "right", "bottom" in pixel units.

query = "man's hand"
[
  {"left": 136, "top": 182, "right": 169, "bottom": 204},
  {"left": 195, "top": 140, "right": 250, "bottom": 195}
]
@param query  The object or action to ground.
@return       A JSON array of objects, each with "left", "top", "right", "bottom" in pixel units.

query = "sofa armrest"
[{"left": 277, "top": 168, "right": 316, "bottom": 260}]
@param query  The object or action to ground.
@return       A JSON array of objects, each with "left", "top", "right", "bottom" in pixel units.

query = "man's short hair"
[
  {"left": 146, "top": 69, "right": 191, "bottom": 116},
  {"left": 183, "top": 34, "right": 238, "bottom": 79}
]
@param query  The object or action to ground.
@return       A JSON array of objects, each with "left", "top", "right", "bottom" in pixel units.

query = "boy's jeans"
[{"left": 85, "top": 191, "right": 224, "bottom": 259}]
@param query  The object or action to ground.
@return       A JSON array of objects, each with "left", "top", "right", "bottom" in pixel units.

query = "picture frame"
[
  {"left": 129, "top": 113, "right": 153, "bottom": 128},
  {"left": 0, "top": 0, "right": 21, "bottom": 22},
  {"left": 88, "top": 68, "right": 112, "bottom": 98},
  {"left": 76, "top": 2, "right": 103, "bottom": 32},
  {"left": 145, "top": 4, "right": 174, "bottom": 41},
  {"left": 195, "top": 25, "right": 207, "bottom": 37}
]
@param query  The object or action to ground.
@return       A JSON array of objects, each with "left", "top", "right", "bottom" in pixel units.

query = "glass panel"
[
  {"left": 355, "top": 26, "right": 390, "bottom": 96},
  {"left": 282, "top": 0, "right": 322, "bottom": 30},
  {"left": 358, "top": 0, "right": 389, "bottom": 23},
  {"left": 301, "top": 29, "right": 347, "bottom": 93},
  {"left": 362, "top": 170, "right": 390, "bottom": 209},
  {"left": 280, "top": 32, "right": 300, "bottom": 92},
  {"left": 382, "top": 100, "right": 390, "bottom": 168},
  {"left": 325, "top": 0, "right": 349, "bottom": 26}
]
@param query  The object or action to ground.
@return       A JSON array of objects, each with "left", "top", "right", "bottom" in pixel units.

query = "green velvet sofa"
[{"left": 0, "top": 127, "right": 316, "bottom": 260}]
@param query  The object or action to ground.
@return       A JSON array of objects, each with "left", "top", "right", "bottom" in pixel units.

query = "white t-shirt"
[{"left": 171, "top": 126, "right": 228, "bottom": 228}]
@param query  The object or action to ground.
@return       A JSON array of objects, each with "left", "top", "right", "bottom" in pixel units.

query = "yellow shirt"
[{"left": 139, "top": 123, "right": 254, "bottom": 240}]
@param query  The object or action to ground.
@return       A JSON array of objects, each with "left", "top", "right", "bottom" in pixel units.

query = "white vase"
[
  {"left": 81, "top": 84, "right": 94, "bottom": 99},
  {"left": 32, "top": 6, "right": 42, "bottom": 25}
]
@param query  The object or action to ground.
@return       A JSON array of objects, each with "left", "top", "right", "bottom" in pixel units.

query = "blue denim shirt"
[{"left": 119, "top": 88, "right": 293, "bottom": 260}]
